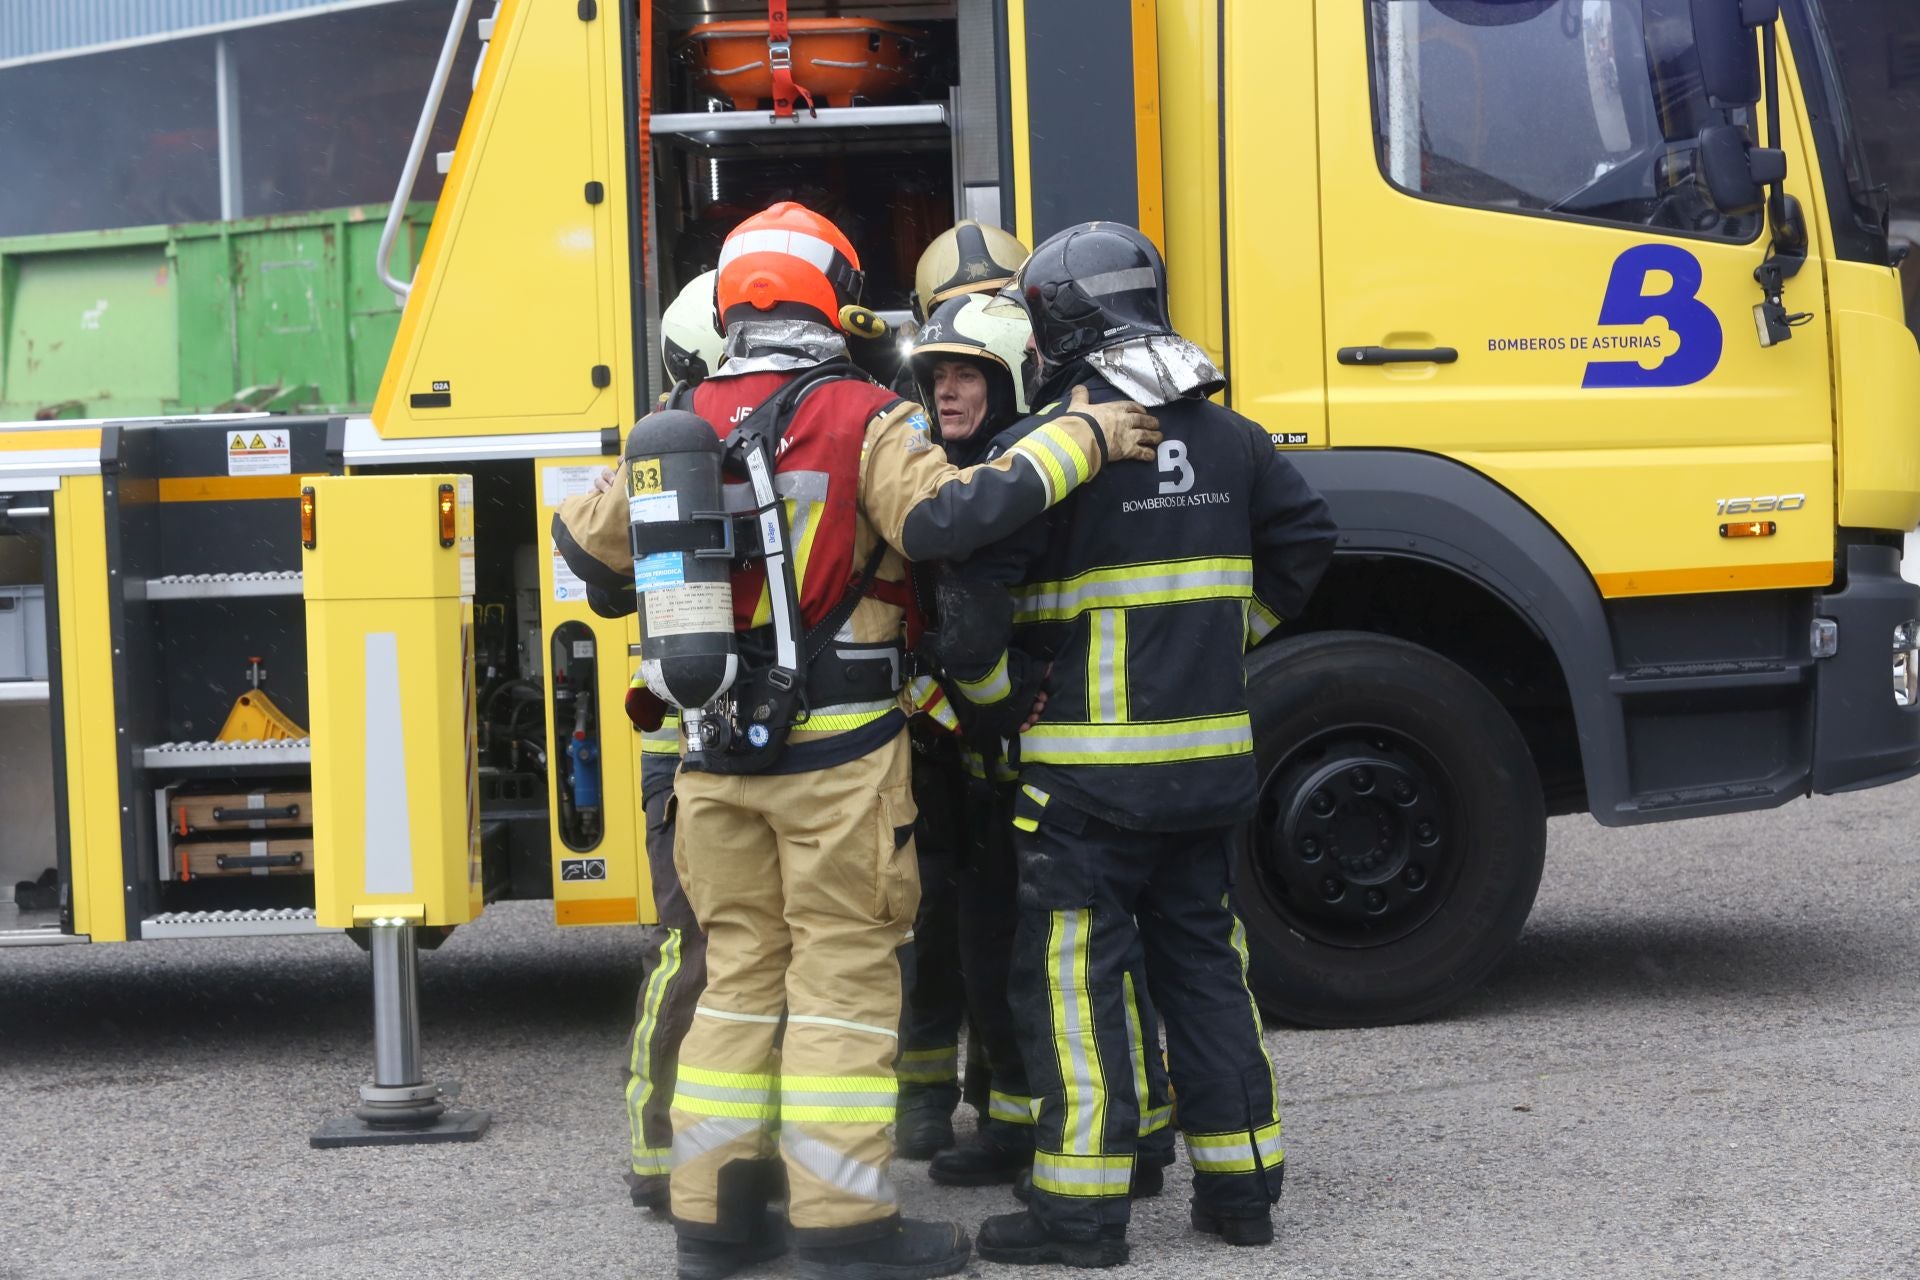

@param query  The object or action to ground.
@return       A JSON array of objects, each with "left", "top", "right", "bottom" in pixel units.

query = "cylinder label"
[{"left": 645, "top": 582, "right": 734, "bottom": 638}]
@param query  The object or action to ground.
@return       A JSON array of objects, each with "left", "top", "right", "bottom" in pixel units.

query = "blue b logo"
[{"left": 1582, "top": 244, "right": 1723, "bottom": 389}]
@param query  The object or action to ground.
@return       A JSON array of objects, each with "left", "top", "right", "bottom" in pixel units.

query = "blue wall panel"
[{"left": 1, "top": 0, "right": 403, "bottom": 62}]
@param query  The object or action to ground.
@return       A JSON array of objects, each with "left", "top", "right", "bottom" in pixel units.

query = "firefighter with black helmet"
[
  {"left": 553, "top": 202, "right": 1163, "bottom": 1280},
  {"left": 902, "top": 292, "right": 1182, "bottom": 1197},
  {"left": 893, "top": 220, "right": 1035, "bottom": 1160},
  {"left": 940, "top": 222, "right": 1338, "bottom": 1266}
]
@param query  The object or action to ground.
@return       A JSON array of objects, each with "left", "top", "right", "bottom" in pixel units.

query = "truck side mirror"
[
  {"left": 1697, "top": 124, "right": 1772, "bottom": 214},
  {"left": 1690, "top": 0, "right": 1773, "bottom": 107}
]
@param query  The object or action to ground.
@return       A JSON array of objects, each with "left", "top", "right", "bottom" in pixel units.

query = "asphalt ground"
[{"left": 4, "top": 779, "right": 1919, "bottom": 1280}]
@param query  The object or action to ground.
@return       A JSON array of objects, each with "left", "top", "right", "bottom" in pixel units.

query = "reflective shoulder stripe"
[
  {"left": 1020, "top": 714, "right": 1253, "bottom": 765},
  {"left": 1014, "top": 556, "right": 1254, "bottom": 623}
]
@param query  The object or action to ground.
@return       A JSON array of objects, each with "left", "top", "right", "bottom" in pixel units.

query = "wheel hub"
[{"left": 1254, "top": 733, "right": 1453, "bottom": 948}]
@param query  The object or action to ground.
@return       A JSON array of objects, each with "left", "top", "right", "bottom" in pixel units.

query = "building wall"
[
  {"left": 0, "top": 0, "right": 402, "bottom": 63},
  {"left": 0, "top": 0, "right": 475, "bottom": 236}
]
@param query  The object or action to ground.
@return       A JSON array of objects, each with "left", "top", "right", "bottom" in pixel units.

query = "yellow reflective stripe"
[
  {"left": 802, "top": 700, "right": 898, "bottom": 732},
  {"left": 1031, "top": 1151, "right": 1133, "bottom": 1198},
  {"left": 780, "top": 1073, "right": 898, "bottom": 1123},
  {"left": 1122, "top": 971, "right": 1154, "bottom": 1138},
  {"left": 989, "top": 1090, "right": 1037, "bottom": 1125},
  {"left": 1011, "top": 421, "right": 1093, "bottom": 505},
  {"left": 680, "top": 1064, "right": 777, "bottom": 1089},
  {"left": 1187, "top": 1121, "right": 1285, "bottom": 1173},
  {"left": 1248, "top": 597, "right": 1283, "bottom": 645},
  {"left": 1088, "top": 609, "right": 1128, "bottom": 723},
  {"left": 1014, "top": 556, "right": 1254, "bottom": 623},
  {"left": 626, "top": 928, "right": 685, "bottom": 1174},
  {"left": 955, "top": 650, "right": 1013, "bottom": 705},
  {"left": 1021, "top": 714, "right": 1253, "bottom": 765},
  {"left": 897, "top": 1047, "right": 958, "bottom": 1084},
  {"left": 640, "top": 730, "right": 682, "bottom": 756},
  {"left": 1141, "top": 1105, "right": 1173, "bottom": 1134},
  {"left": 1049, "top": 908, "right": 1106, "bottom": 1155},
  {"left": 1014, "top": 783, "right": 1049, "bottom": 832},
  {"left": 1227, "top": 900, "right": 1280, "bottom": 1122}
]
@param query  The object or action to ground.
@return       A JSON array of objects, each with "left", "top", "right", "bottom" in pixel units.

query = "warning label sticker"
[
  {"left": 552, "top": 550, "right": 588, "bottom": 603},
  {"left": 227, "top": 428, "right": 290, "bottom": 476},
  {"left": 542, "top": 464, "right": 604, "bottom": 509},
  {"left": 645, "top": 581, "right": 733, "bottom": 638}
]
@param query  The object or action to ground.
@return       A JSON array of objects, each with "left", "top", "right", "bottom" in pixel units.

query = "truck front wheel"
[{"left": 1235, "top": 632, "right": 1546, "bottom": 1028}]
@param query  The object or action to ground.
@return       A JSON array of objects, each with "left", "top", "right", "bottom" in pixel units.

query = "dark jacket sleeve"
[{"left": 1244, "top": 420, "right": 1338, "bottom": 645}]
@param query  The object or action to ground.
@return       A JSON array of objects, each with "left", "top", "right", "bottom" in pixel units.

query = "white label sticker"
[
  {"left": 542, "top": 464, "right": 604, "bottom": 508},
  {"left": 644, "top": 581, "right": 734, "bottom": 638},
  {"left": 226, "top": 428, "right": 291, "bottom": 476},
  {"left": 572, "top": 639, "right": 595, "bottom": 659},
  {"left": 629, "top": 490, "right": 679, "bottom": 524},
  {"left": 552, "top": 549, "right": 588, "bottom": 602},
  {"left": 457, "top": 474, "right": 476, "bottom": 597}
]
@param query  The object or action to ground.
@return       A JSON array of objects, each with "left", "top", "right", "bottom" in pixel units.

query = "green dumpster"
[{"left": 0, "top": 203, "right": 433, "bottom": 421}]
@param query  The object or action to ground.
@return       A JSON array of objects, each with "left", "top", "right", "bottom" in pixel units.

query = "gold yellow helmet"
[{"left": 912, "top": 220, "right": 1029, "bottom": 322}]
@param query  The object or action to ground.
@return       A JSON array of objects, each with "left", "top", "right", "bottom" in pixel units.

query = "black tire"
[{"left": 1235, "top": 631, "right": 1546, "bottom": 1028}]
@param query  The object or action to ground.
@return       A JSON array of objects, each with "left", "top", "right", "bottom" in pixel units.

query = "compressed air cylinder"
[{"left": 625, "top": 410, "right": 739, "bottom": 710}]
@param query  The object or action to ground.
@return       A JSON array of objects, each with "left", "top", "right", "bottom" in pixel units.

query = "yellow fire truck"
[{"left": 3, "top": 0, "right": 1915, "bottom": 1045}]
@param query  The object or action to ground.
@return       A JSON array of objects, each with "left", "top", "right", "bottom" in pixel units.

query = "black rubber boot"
[
  {"left": 792, "top": 1217, "right": 972, "bottom": 1280},
  {"left": 894, "top": 1104, "right": 956, "bottom": 1160},
  {"left": 675, "top": 1210, "right": 789, "bottom": 1280},
  {"left": 976, "top": 1212, "right": 1128, "bottom": 1269},
  {"left": 929, "top": 1137, "right": 1031, "bottom": 1187},
  {"left": 625, "top": 1171, "right": 670, "bottom": 1215},
  {"left": 1191, "top": 1206, "right": 1275, "bottom": 1246},
  {"left": 1011, "top": 1160, "right": 1161, "bottom": 1203}
]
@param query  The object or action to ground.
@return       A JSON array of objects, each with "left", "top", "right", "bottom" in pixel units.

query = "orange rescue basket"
[{"left": 682, "top": 18, "right": 923, "bottom": 111}]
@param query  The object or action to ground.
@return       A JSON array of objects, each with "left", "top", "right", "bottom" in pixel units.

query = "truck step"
[
  {"left": 1610, "top": 660, "right": 1811, "bottom": 696},
  {"left": 141, "top": 739, "right": 312, "bottom": 770},
  {"left": 1618, "top": 775, "right": 1804, "bottom": 818},
  {"left": 140, "top": 908, "right": 337, "bottom": 939}
]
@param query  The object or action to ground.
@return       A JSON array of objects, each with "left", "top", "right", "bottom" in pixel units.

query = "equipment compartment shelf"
[
  {"left": 650, "top": 103, "right": 948, "bottom": 139},
  {"left": 140, "top": 739, "right": 312, "bottom": 769},
  {"left": 140, "top": 571, "right": 304, "bottom": 601}
]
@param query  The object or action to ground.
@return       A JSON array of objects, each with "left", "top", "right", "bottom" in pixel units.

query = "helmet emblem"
[{"left": 747, "top": 723, "right": 771, "bottom": 748}]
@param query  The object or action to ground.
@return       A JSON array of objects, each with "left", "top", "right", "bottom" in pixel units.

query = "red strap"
[{"left": 767, "top": 0, "right": 814, "bottom": 119}]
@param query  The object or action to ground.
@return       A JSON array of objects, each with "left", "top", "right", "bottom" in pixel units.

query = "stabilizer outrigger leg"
[{"left": 311, "top": 919, "right": 490, "bottom": 1148}]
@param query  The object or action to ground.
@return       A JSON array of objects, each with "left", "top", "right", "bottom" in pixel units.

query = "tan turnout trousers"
[{"left": 668, "top": 731, "right": 919, "bottom": 1237}]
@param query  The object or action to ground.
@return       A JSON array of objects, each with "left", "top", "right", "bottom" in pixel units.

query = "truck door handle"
[{"left": 1337, "top": 346, "right": 1458, "bottom": 366}]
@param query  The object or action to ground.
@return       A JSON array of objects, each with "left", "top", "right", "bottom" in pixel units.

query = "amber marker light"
[
  {"left": 438, "top": 483, "right": 457, "bottom": 547},
  {"left": 1718, "top": 521, "right": 1777, "bottom": 538},
  {"left": 300, "top": 486, "right": 318, "bottom": 549}
]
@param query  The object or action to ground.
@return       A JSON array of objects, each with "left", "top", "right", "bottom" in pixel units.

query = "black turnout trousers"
[{"left": 1010, "top": 784, "right": 1285, "bottom": 1238}]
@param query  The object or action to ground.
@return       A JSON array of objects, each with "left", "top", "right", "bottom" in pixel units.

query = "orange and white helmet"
[{"left": 717, "top": 202, "right": 866, "bottom": 331}]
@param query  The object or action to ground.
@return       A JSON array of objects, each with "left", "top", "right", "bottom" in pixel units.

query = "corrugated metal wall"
[{"left": 0, "top": 0, "right": 402, "bottom": 62}]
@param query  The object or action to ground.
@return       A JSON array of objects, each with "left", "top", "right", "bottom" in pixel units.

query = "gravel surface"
[{"left": 4, "top": 779, "right": 1919, "bottom": 1279}]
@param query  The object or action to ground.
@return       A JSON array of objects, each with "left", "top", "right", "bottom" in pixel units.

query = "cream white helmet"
[
  {"left": 661, "top": 270, "right": 724, "bottom": 385},
  {"left": 909, "top": 292, "right": 1036, "bottom": 427}
]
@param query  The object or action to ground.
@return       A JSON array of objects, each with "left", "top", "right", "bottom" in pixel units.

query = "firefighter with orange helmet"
[{"left": 553, "top": 202, "right": 1161, "bottom": 1280}]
